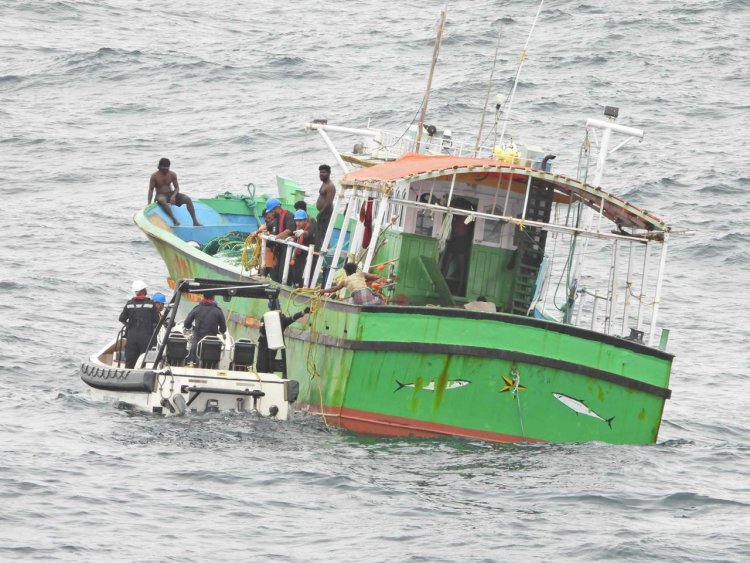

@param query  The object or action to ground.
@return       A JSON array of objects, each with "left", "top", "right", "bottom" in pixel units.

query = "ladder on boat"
[{"left": 510, "top": 180, "right": 554, "bottom": 315}]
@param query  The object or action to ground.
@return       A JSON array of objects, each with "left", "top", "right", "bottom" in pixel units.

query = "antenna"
[
  {"left": 474, "top": 28, "right": 503, "bottom": 155},
  {"left": 498, "top": 0, "right": 545, "bottom": 146},
  {"left": 415, "top": 8, "right": 448, "bottom": 153}
]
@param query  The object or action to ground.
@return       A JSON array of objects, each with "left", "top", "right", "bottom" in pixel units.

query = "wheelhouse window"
[
  {"left": 482, "top": 204, "right": 504, "bottom": 244},
  {"left": 415, "top": 192, "right": 438, "bottom": 236}
]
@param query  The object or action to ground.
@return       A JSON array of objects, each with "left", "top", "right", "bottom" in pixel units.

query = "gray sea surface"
[{"left": 1, "top": 0, "right": 749, "bottom": 561}]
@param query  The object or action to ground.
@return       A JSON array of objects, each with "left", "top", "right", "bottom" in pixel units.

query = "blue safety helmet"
[
  {"left": 265, "top": 198, "right": 282, "bottom": 212},
  {"left": 294, "top": 210, "right": 308, "bottom": 221},
  {"left": 152, "top": 292, "right": 167, "bottom": 304}
]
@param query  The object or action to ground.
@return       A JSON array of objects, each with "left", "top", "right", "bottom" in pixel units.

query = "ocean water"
[{"left": 1, "top": 0, "right": 749, "bottom": 560}]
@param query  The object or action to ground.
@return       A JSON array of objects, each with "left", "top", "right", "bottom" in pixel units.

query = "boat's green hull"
[{"left": 137, "top": 207, "right": 672, "bottom": 444}]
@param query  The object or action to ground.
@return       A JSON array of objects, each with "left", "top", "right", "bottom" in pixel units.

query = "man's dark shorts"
[{"left": 156, "top": 191, "right": 190, "bottom": 206}]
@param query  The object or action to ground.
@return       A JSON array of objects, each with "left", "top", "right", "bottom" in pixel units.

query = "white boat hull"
[{"left": 81, "top": 340, "right": 298, "bottom": 419}]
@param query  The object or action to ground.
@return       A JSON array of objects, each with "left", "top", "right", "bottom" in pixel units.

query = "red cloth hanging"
[{"left": 360, "top": 198, "right": 374, "bottom": 249}]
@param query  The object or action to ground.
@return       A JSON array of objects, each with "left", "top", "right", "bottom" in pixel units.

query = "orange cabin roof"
[
  {"left": 340, "top": 153, "right": 668, "bottom": 232},
  {"left": 341, "top": 153, "right": 511, "bottom": 183}
]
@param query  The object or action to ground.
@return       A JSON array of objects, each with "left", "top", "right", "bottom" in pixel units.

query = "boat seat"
[
  {"left": 197, "top": 336, "right": 223, "bottom": 369},
  {"left": 231, "top": 339, "right": 256, "bottom": 371},
  {"left": 166, "top": 333, "right": 189, "bottom": 366}
]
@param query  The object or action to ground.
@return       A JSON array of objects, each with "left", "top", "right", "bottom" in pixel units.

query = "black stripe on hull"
[{"left": 285, "top": 330, "right": 672, "bottom": 400}]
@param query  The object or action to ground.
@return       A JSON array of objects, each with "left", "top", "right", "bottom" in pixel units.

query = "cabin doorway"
[{"left": 439, "top": 197, "right": 476, "bottom": 297}]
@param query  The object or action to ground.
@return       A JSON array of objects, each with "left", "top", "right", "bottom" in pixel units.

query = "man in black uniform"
[
  {"left": 119, "top": 280, "right": 159, "bottom": 369},
  {"left": 183, "top": 291, "right": 227, "bottom": 364},
  {"left": 256, "top": 307, "right": 310, "bottom": 373}
]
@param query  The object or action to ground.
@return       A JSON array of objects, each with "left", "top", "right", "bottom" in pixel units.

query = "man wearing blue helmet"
[
  {"left": 265, "top": 198, "right": 295, "bottom": 282},
  {"left": 152, "top": 292, "right": 167, "bottom": 320}
]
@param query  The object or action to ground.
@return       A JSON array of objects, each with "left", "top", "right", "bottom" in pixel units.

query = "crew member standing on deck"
[
  {"left": 256, "top": 307, "right": 310, "bottom": 373},
  {"left": 183, "top": 291, "right": 227, "bottom": 364},
  {"left": 315, "top": 164, "right": 335, "bottom": 251},
  {"left": 119, "top": 280, "right": 159, "bottom": 369}
]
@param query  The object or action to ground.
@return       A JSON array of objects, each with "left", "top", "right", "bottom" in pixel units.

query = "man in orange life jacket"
[
  {"left": 119, "top": 280, "right": 159, "bottom": 369},
  {"left": 265, "top": 198, "right": 295, "bottom": 283},
  {"left": 290, "top": 209, "right": 316, "bottom": 287}
]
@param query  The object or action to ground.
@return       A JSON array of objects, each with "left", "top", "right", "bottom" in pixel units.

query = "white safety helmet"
[{"left": 131, "top": 280, "right": 147, "bottom": 293}]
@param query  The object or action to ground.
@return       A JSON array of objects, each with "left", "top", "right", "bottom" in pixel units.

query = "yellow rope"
[
  {"left": 284, "top": 288, "right": 330, "bottom": 427},
  {"left": 240, "top": 232, "right": 263, "bottom": 273}
]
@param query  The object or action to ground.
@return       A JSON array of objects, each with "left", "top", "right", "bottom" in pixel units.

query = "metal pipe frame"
[
  {"left": 325, "top": 187, "right": 360, "bottom": 288},
  {"left": 387, "top": 197, "right": 656, "bottom": 244},
  {"left": 310, "top": 189, "right": 346, "bottom": 287},
  {"left": 362, "top": 194, "right": 391, "bottom": 273},
  {"left": 648, "top": 234, "right": 669, "bottom": 346},
  {"left": 621, "top": 241, "right": 635, "bottom": 335},
  {"left": 636, "top": 243, "right": 651, "bottom": 331}
]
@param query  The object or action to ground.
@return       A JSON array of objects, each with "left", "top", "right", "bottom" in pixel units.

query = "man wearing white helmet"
[{"left": 118, "top": 281, "right": 159, "bottom": 369}]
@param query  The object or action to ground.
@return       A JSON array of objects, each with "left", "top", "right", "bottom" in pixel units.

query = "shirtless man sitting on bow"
[{"left": 148, "top": 157, "right": 202, "bottom": 226}]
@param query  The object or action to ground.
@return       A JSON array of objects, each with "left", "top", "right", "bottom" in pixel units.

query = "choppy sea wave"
[{"left": 1, "top": 0, "right": 749, "bottom": 560}]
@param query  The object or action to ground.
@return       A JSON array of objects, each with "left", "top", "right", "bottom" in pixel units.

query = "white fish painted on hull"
[
  {"left": 395, "top": 379, "right": 471, "bottom": 392},
  {"left": 552, "top": 393, "right": 615, "bottom": 429}
]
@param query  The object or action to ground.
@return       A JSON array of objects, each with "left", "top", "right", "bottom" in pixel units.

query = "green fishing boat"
[
  {"left": 135, "top": 9, "right": 673, "bottom": 444},
  {"left": 134, "top": 106, "right": 673, "bottom": 444}
]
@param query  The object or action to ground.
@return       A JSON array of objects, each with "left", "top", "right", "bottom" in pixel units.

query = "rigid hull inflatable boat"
[{"left": 81, "top": 279, "right": 300, "bottom": 418}]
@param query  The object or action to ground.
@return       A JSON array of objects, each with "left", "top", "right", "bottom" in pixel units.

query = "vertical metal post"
[
  {"left": 325, "top": 188, "right": 359, "bottom": 288},
  {"left": 621, "top": 241, "right": 635, "bottom": 335},
  {"left": 636, "top": 242, "right": 651, "bottom": 331},
  {"left": 591, "top": 290, "right": 599, "bottom": 331},
  {"left": 310, "top": 189, "right": 346, "bottom": 287},
  {"left": 363, "top": 193, "right": 391, "bottom": 273},
  {"left": 607, "top": 240, "right": 620, "bottom": 334},
  {"left": 303, "top": 245, "right": 315, "bottom": 287},
  {"left": 281, "top": 244, "right": 292, "bottom": 285},
  {"left": 648, "top": 234, "right": 669, "bottom": 346},
  {"left": 521, "top": 174, "right": 533, "bottom": 220},
  {"left": 574, "top": 287, "right": 585, "bottom": 327},
  {"left": 415, "top": 9, "right": 447, "bottom": 153},
  {"left": 349, "top": 195, "right": 365, "bottom": 260},
  {"left": 446, "top": 171, "right": 458, "bottom": 207},
  {"left": 593, "top": 127, "right": 612, "bottom": 187},
  {"left": 260, "top": 238, "right": 267, "bottom": 272},
  {"left": 498, "top": 0, "right": 545, "bottom": 146},
  {"left": 607, "top": 240, "right": 620, "bottom": 335},
  {"left": 501, "top": 168, "right": 513, "bottom": 216}
]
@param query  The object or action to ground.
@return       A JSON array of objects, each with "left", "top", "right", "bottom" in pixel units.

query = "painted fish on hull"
[
  {"left": 394, "top": 379, "right": 471, "bottom": 392},
  {"left": 552, "top": 392, "right": 615, "bottom": 429}
]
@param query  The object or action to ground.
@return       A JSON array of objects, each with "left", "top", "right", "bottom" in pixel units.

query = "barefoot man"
[
  {"left": 148, "top": 157, "right": 202, "bottom": 226},
  {"left": 315, "top": 164, "right": 335, "bottom": 249}
]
